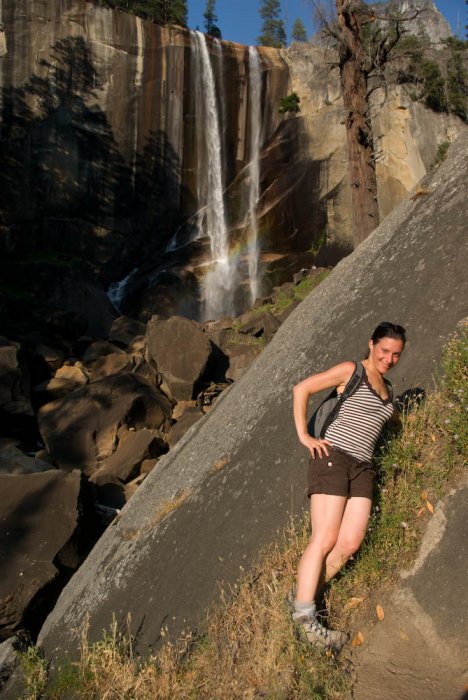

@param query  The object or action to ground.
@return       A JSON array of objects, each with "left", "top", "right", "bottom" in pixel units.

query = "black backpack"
[{"left": 310, "top": 362, "right": 393, "bottom": 439}]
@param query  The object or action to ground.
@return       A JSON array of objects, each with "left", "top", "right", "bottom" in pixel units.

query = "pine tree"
[
  {"left": 258, "top": 0, "right": 286, "bottom": 48},
  {"left": 291, "top": 17, "right": 307, "bottom": 42},
  {"left": 446, "top": 37, "right": 467, "bottom": 122},
  {"left": 204, "top": 0, "right": 222, "bottom": 37}
]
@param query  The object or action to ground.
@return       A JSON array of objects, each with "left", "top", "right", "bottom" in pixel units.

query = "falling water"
[
  {"left": 247, "top": 46, "right": 262, "bottom": 305},
  {"left": 192, "top": 31, "right": 236, "bottom": 320},
  {"left": 107, "top": 268, "right": 138, "bottom": 313}
]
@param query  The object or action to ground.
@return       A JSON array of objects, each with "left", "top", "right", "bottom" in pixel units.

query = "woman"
[{"left": 290, "top": 322, "right": 406, "bottom": 650}]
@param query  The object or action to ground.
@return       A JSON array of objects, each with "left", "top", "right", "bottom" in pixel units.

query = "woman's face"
[{"left": 368, "top": 336, "right": 404, "bottom": 374}]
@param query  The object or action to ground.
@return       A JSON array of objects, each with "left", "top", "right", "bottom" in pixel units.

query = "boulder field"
[
  {"left": 38, "top": 130, "right": 468, "bottom": 659},
  {"left": 0, "top": 268, "right": 309, "bottom": 642}
]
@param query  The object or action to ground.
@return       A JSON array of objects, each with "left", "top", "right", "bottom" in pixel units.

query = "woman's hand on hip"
[{"left": 300, "top": 434, "right": 332, "bottom": 459}]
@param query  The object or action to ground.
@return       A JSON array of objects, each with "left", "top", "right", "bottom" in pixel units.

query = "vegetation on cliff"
[
  {"left": 203, "top": 0, "right": 221, "bottom": 39},
  {"left": 291, "top": 18, "right": 308, "bottom": 43},
  {"left": 92, "top": 0, "right": 188, "bottom": 25},
  {"left": 258, "top": 0, "right": 287, "bottom": 48},
  {"left": 20, "top": 324, "right": 467, "bottom": 698}
]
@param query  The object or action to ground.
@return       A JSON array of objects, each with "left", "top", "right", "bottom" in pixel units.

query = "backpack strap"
[
  {"left": 384, "top": 377, "right": 394, "bottom": 402},
  {"left": 319, "top": 362, "right": 364, "bottom": 437},
  {"left": 340, "top": 361, "right": 364, "bottom": 401}
]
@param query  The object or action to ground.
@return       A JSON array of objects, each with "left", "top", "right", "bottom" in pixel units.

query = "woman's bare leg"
[
  {"left": 325, "top": 497, "right": 372, "bottom": 581},
  {"left": 296, "top": 494, "right": 347, "bottom": 603}
]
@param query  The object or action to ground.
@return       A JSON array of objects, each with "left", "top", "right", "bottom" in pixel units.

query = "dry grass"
[
  {"left": 39, "top": 521, "right": 348, "bottom": 700},
  {"left": 24, "top": 325, "right": 467, "bottom": 699}
]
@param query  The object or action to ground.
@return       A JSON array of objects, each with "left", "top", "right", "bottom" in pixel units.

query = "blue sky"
[{"left": 188, "top": 0, "right": 466, "bottom": 46}]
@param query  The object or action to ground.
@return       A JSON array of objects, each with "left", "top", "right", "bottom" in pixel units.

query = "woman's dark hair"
[{"left": 371, "top": 321, "right": 406, "bottom": 346}]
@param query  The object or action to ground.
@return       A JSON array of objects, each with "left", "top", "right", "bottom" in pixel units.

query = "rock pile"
[{"left": 0, "top": 266, "right": 328, "bottom": 645}]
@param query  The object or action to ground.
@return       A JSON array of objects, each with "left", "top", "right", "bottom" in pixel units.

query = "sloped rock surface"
[
  {"left": 166, "top": 408, "right": 204, "bottom": 448},
  {"left": 38, "top": 133, "right": 468, "bottom": 658},
  {"left": 37, "top": 374, "right": 172, "bottom": 475}
]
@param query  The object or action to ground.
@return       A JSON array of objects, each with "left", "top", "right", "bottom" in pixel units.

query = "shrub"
[
  {"left": 433, "top": 141, "right": 450, "bottom": 167},
  {"left": 279, "top": 92, "right": 301, "bottom": 114},
  {"left": 420, "top": 60, "right": 448, "bottom": 113}
]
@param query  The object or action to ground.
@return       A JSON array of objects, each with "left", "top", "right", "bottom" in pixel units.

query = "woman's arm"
[{"left": 293, "top": 361, "right": 356, "bottom": 459}]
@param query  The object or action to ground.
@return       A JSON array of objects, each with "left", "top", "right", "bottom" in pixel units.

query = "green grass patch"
[
  {"left": 294, "top": 270, "right": 330, "bottom": 301},
  {"left": 254, "top": 270, "right": 331, "bottom": 317}
]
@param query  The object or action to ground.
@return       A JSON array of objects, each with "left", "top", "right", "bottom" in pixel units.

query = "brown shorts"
[{"left": 307, "top": 446, "right": 375, "bottom": 499}]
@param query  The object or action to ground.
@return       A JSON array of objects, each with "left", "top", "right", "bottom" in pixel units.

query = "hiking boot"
[
  {"left": 285, "top": 589, "right": 348, "bottom": 651},
  {"left": 293, "top": 612, "right": 348, "bottom": 651}
]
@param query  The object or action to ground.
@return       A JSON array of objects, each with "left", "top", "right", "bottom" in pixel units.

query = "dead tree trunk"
[{"left": 336, "top": 0, "right": 380, "bottom": 245}]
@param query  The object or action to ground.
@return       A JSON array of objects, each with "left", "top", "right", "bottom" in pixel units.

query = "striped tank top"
[{"left": 324, "top": 368, "right": 394, "bottom": 463}]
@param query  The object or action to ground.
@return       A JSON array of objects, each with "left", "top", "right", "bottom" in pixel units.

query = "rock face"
[
  {"left": 285, "top": 43, "right": 465, "bottom": 261},
  {"left": 0, "top": 469, "right": 91, "bottom": 640},
  {"left": 38, "top": 132, "right": 468, "bottom": 658},
  {"left": 396, "top": 0, "right": 452, "bottom": 43},
  {"left": 350, "top": 474, "right": 468, "bottom": 700}
]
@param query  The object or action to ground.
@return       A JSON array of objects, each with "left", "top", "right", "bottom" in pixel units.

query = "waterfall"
[
  {"left": 192, "top": 31, "right": 237, "bottom": 321},
  {"left": 107, "top": 268, "right": 138, "bottom": 313},
  {"left": 247, "top": 46, "right": 262, "bottom": 305}
]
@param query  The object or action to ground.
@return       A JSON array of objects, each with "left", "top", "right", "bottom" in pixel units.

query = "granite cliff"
[{"left": 0, "top": 0, "right": 464, "bottom": 326}]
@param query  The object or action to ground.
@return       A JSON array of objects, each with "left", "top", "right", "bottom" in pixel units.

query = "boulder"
[
  {"left": 108, "top": 317, "right": 147, "bottom": 348},
  {"left": 225, "top": 343, "right": 263, "bottom": 382},
  {"left": 0, "top": 442, "right": 53, "bottom": 475},
  {"left": 293, "top": 269, "right": 309, "bottom": 285},
  {"left": 0, "top": 337, "right": 32, "bottom": 416},
  {"left": 276, "top": 299, "right": 301, "bottom": 323},
  {"left": 124, "top": 473, "right": 147, "bottom": 501},
  {"left": 29, "top": 342, "right": 64, "bottom": 373},
  {"left": 166, "top": 408, "right": 204, "bottom": 448},
  {"left": 82, "top": 341, "right": 125, "bottom": 365},
  {"left": 0, "top": 469, "right": 91, "bottom": 640},
  {"left": 90, "top": 428, "right": 167, "bottom": 486},
  {"left": 0, "top": 636, "right": 22, "bottom": 698},
  {"left": 127, "top": 336, "right": 146, "bottom": 353},
  {"left": 145, "top": 316, "right": 213, "bottom": 401},
  {"left": 88, "top": 353, "right": 137, "bottom": 383},
  {"left": 34, "top": 449, "right": 56, "bottom": 467},
  {"left": 140, "top": 459, "right": 157, "bottom": 475},
  {"left": 237, "top": 311, "right": 281, "bottom": 340},
  {"left": 34, "top": 364, "right": 89, "bottom": 398},
  {"left": 37, "top": 373, "right": 173, "bottom": 476},
  {"left": 202, "top": 321, "right": 233, "bottom": 354},
  {"left": 253, "top": 296, "right": 273, "bottom": 308},
  {"left": 172, "top": 400, "right": 197, "bottom": 421}
]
